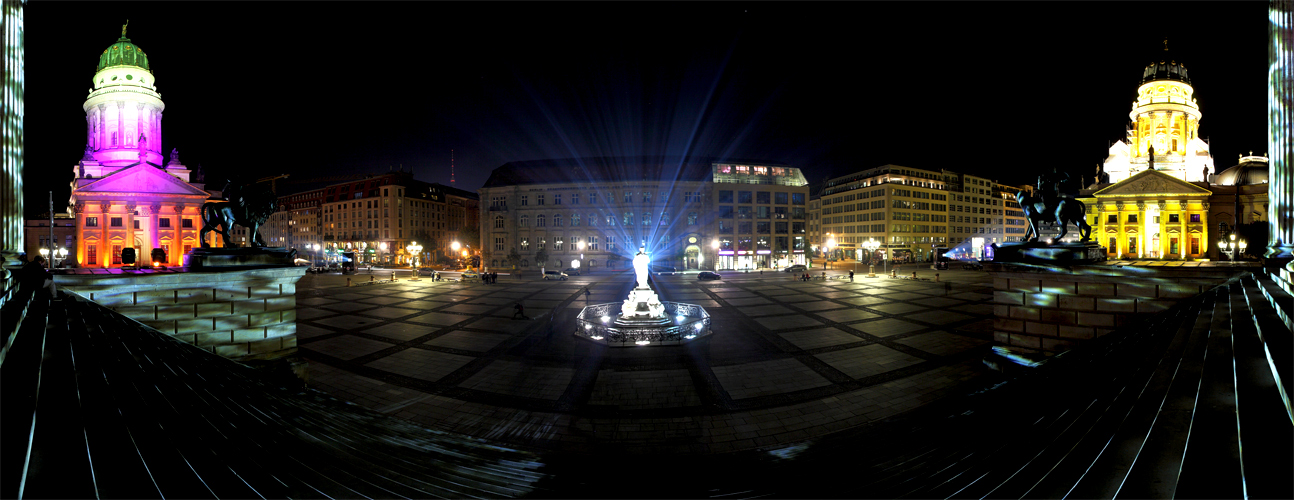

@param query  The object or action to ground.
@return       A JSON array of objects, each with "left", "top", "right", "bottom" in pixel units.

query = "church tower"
[
  {"left": 1104, "top": 40, "right": 1215, "bottom": 184},
  {"left": 80, "top": 21, "right": 166, "bottom": 172}
]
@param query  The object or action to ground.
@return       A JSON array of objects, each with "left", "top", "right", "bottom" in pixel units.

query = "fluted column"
[{"left": 1268, "top": 0, "right": 1294, "bottom": 271}]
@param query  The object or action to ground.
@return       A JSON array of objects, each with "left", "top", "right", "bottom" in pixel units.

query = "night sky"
[{"left": 22, "top": 2, "right": 1270, "bottom": 218}]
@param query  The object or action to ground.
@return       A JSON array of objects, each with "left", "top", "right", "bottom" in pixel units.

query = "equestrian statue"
[
  {"left": 1017, "top": 168, "right": 1092, "bottom": 243},
  {"left": 200, "top": 179, "right": 277, "bottom": 247}
]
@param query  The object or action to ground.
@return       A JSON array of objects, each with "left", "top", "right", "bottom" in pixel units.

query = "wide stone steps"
[
  {"left": 781, "top": 272, "right": 1291, "bottom": 499},
  {"left": 5, "top": 293, "right": 547, "bottom": 499}
]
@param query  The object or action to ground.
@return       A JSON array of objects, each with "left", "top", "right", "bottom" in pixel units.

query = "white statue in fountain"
[{"left": 621, "top": 246, "right": 665, "bottom": 320}]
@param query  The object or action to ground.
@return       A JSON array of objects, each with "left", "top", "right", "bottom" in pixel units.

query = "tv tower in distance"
[{"left": 450, "top": 149, "right": 456, "bottom": 184}]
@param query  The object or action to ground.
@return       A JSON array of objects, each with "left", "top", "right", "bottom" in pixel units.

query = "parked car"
[
  {"left": 563, "top": 267, "right": 582, "bottom": 276},
  {"left": 462, "top": 270, "right": 481, "bottom": 279},
  {"left": 543, "top": 270, "right": 569, "bottom": 280},
  {"left": 697, "top": 271, "right": 722, "bottom": 281},
  {"left": 961, "top": 261, "right": 984, "bottom": 270},
  {"left": 784, "top": 264, "right": 808, "bottom": 273}
]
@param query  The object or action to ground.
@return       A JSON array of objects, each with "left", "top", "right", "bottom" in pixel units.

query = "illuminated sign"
[
  {"left": 756, "top": 250, "right": 772, "bottom": 255},
  {"left": 718, "top": 250, "right": 735, "bottom": 255}
]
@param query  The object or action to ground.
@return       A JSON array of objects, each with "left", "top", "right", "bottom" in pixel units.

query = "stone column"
[
  {"left": 172, "top": 204, "right": 185, "bottom": 265},
  {"left": 1116, "top": 202, "right": 1126, "bottom": 258},
  {"left": 1268, "top": 0, "right": 1294, "bottom": 288},
  {"left": 99, "top": 201, "right": 111, "bottom": 266},
  {"left": 1157, "top": 201, "right": 1168, "bottom": 258},
  {"left": 124, "top": 201, "right": 137, "bottom": 258}
]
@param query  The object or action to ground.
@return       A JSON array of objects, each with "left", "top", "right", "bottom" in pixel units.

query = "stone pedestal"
[
  {"left": 187, "top": 247, "right": 297, "bottom": 270},
  {"left": 990, "top": 241, "right": 1107, "bottom": 265},
  {"left": 620, "top": 287, "right": 665, "bottom": 320},
  {"left": 988, "top": 261, "right": 1255, "bottom": 354},
  {"left": 56, "top": 266, "right": 305, "bottom": 361}
]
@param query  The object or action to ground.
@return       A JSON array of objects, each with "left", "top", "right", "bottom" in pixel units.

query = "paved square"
[
  {"left": 754, "top": 314, "right": 827, "bottom": 330},
  {"left": 777, "top": 327, "right": 865, "bottom": 350},
  {"left": 365, "top": 321, "right": 436, "bottom": 342},
  {"left": 895, "top": 331, "right": 991, "bottom": 357},
  {"left": 588, "top": 369, "right": 701, "bottom": 409},
  {"left": 793, "top": 301, "right": 849, "bottom": 312},
  {"left": 711, "top": 358, "right": 832, "bottom": 399},
  {"left": 814, "top": 308, "right": 882, "bottom": 324},
  {"left": 866, "top": 302, "right": 929, "bottom": 315},
  {"left": 364, "top": 348, "right": 475, "bottom": 382},
  {"left": 740, "top": 305, "right": 796, "bottom": 317},
  {"left": 408, "top": 312, "right": 472, "bottom": 326},
  {"left": 815, "top": 344, "right": 926, "bottom": 379},
  {"left": 304, "top": 334, "right": 395, "bottom": 360},
  {"left": 320, "top": 302, "right": 378, "bottom": 313},
  {"left": 423, "top": 330, "right": 513, "bottom": 352},
  {"left": 854, "top": 317, "right": 928, "bottom": 337},
  {"left": 459, "top": 361, "right": 573, "bottom": 400}
]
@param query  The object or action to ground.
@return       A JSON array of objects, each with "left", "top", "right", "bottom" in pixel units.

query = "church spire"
[{"left": 450, "top": 149, "right": 456, "bottom": 184}]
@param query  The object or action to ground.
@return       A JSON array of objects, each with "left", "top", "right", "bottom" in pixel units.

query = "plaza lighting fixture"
[
  {"left": 825, "top": 234, "right": 836, "bottom": 270},
  {"left": 601, "top": 315, "right": 611, "bottom": 323},
  {"left": 591, "top": 336, "right": 604, "bottom": 340},
  {"left": 636, "top": 341, "right": 650, "bottom": 346}
]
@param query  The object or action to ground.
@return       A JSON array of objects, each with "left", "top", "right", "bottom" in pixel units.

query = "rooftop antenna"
[{"left": 450, "top": 149, "right": 456, "bottom": 184}]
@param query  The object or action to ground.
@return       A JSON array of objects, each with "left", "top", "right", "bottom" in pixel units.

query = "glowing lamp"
[
  {"left": 676, "top": 315, "right": 685, "bottom": 322},
  {"left": 601, "top": 315, "right": 611, "bottom": 323},
  {"left": 585, "top": 324, "right": 592, "bottom": 330},
  {"left": 591, "top": 336, "right": 604, "bottom": 340},
  {"left": 694, "top": 323, "right": 704, "bottom": 331},
  {"left": 635, "top": 341, "right": 650, "bottom": 346}
]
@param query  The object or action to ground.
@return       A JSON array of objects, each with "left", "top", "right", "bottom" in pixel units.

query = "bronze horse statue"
[
  {"left": 200, "top": 180, "right": 276, "bottom": 247},
  {"left": 1016, "top": 191, "right": 1092, "bottom": 243}
]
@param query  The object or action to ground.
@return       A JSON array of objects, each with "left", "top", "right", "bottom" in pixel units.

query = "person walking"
[
  {"left": 849, "top": 270, "right": 854, "bottom": 282},
  {"left": 512, "top": 302, "right": 529, "bottom": 320}
]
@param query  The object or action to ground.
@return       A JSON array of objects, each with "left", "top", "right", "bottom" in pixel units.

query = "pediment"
[
  {"left": 76, "top": 164, "right": 210, "bottom": 197},
  {"left": 1094, "top": 169, "right": 1211, "bottom": 197}
]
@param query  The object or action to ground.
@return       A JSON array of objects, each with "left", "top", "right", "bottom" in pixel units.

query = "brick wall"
[
  {"left": 988, "top": 263, "right": 1251, "bottom": 354},
  {"left": 57, "top": 267, "right": 306, "bottom": 361}
]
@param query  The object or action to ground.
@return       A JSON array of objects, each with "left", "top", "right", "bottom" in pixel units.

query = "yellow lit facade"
[
  {"left": 1103, "top": 48, "right": 1215, "bottom": 184},
  {"left": 1082, "top": 170, "right": 1212, "bottom": 259}
]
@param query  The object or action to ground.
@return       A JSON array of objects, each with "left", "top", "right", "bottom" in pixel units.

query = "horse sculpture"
[
  {"left": 1015, "top": 191, "right": 1092, "bottom": 243},
  {"left": 200, "top": 180, "right": 276, "bottom": 248}
]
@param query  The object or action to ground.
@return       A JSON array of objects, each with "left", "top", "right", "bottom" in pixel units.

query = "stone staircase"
[
  {"left": 1, "top": 292, "right": 547, "bottom": 499},
  {"left": 795, "top": 271, "right": 1292, "bottom": 498}
]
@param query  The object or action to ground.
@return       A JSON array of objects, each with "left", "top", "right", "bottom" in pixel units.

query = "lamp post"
[
  {"left": 39, "top": 247, "right": 49, "bottom": 269},
  {"left": 711, "top": 239, "right": 720, "bottom": 270},
  {"left": 863, "top": 238, "right": 879, "bottom": 277},
  {"left": 407, "top": 241, "right": 423, "bottom": 277},
  {"left": 379, "top": 242, "right": 388, "bottom": 266}
]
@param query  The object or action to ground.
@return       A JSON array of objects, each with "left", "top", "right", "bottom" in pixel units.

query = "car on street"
[
  {"left": 563, "top": 267, "right": 582, "bottom": 276},
  {"left": 697, "top": 271, "right": 722, "bottom": 281},
  {"left": 783, "top": 264, "right": 808, "bottom": 273},
  {"left": 543, "top": 270, "right": 569, "bottom": 280},
  {"left": 961, "top": 261, "right": 984, "bottom": 270},
  {"left": 462, "top": 270, "right": 481, "bottom": 280}
]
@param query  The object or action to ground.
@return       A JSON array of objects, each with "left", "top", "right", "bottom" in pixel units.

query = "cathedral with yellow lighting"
[{"left": 1080, "top": 42, "right": 1269, "bottom": 261}]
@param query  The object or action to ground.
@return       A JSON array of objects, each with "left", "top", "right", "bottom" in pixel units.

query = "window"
[
  {"left": 133, "top": 219, "right": 140, "bottom": 229},
  {"left": 553, "top": 215, "right": 563, "bottom": 226},
  {"left": 520, "top": 195, "right": 528, "bottom": 206},
  {"left": 112, "top": 244, "right": 122, "bottom": 265},
  {"left": 589, "top": 236, "right": 598, "bottom": 251},
  {"left": 537, "top": 215, "right": 547, "bottom": 227},
  {"left": 554, "top": 194, "right": 562, "bottom": 205},
  {"left": 495, "top": 237, "right": 504, "bottom": 251},
  {"left": 86, "top": 217, "right": 98, "bottom": 227},
  {"left": 1107, "top": 214, "right": 1118, "bottom": 223},
  {"left": 1127, "top": 214, "right": 1138, "bottom": 223},
  {"left": 538, "top": 194, "right": 545, "bottom": 205},
  {"left": 87, "top": 245, "right": 97, "bottom": 264},
  {"left": 494, "top": 216, "right": 504, "bottom": 229},
  {"left": 625, "top": 191, "right": 633, "bottom": 203},
  {"left": 1169, "top": 213, "right": 1180, "bottom": 223},
  {"left": 111, "top": 217, "right": 123, "bottom": 227},
  {"left": 775, "top": 192, "right": 788, "bottom": 204},
  {"left": 738, "top": 191, "right": 752, "bottom": 204},
  {"left": 642, "top": 213, "right": 651, "bottom": 226},
  {"left": 588, "top": 193, "right": 596, "bottom": 204},
  {"left": 719, "top": 190, "right": 733, "bottom": 203},
  {"left": 792, "top": 193, "right": 805, "bottom": 205},
  {"left": 521, "top": 215, "right": 530, "bottom": 227},
  {"left": 624, "top": 212, "right": 633, "bottom": 225},
  {"left": 570, "top": 194, "right": 579, "bottom": 205},
  {"left": 1189, "top": 214, "right": 1200, "bottom": 223},
  {"left": 606, "top": 236, "right": 615, "bottom": 251},
  {"left": 588, "top": 213, "right": 597, "bottom": 226},
  {"left": 571, "top": 213, "right": 580, "bottom": 226},
  {"left": 688, "top": 212, "right": 698, "bottom": 225},
  {"left": 756, "top": 192, "right": 770, "bottom": 204},
  {"left": 1128, "top": 237, "right": 1137, "bottom": 254},
  {"left": 643, "top": 192, "right": 651, "bottom": 203},
  {"left": 1170, "top": 237, "right": 1179, "bottom": 255},
  {"left": 719, "top": 206, "right": 733, "bottom": 219}
]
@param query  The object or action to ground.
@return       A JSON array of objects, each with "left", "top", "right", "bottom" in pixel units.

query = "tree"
[
  {"left": 457, "top": 224, "right": 480, "bottom": 253},
  {"left": 534, "top": 247, "right": 549, "bottom": 272},
  {"left": 507, "top": 247, "right": 522, "bottom": 270}
]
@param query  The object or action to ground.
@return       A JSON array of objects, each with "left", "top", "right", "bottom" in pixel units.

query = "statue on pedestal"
[
  {"left": 1018, "top": 168, "right": 1092, "bottom": 243},
  {"left": 633, "top": 247, "right": 650, "bottom": 289},
  {"left": 200, "top": 178, "right": 277, "bottom": 247}
]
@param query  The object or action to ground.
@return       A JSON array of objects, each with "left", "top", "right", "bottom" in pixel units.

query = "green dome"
[{"left": 96, "top": 36, "right": 150, "bottom": 71}]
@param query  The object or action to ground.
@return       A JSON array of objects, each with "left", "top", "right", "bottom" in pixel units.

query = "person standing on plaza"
[{"left": 849, "top": 270, "right": 854, "bottom": 282}]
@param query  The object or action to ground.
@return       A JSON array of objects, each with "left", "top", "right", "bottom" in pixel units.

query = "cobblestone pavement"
[{"left": 297, "top": 268, "right": 998, "bottom": 455}]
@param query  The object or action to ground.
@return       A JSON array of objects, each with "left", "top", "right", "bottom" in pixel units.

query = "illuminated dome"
[
  {"left": 1140, "top": 58, "right": 1190, "bottom": 85},
  {"left": 1214, "top": 156, "right": 1270, "bottom": 186},
  {"left": 96, "top": 35, "right": 150, "bottom": 71}
]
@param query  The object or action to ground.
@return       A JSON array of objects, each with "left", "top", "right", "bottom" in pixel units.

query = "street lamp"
[
  {"left": 379, "top": 242, "right": 388, "bottom": 265},
  {"left": 407, "top": 241, "right": 423, "bottom": 276},
  {"left": 863, "top": 238, "right": 880, "bottom": 277},
  {"left": 1219, "top": 233, "right": 1246, "bottom": 263},
  {"left": 39, "top": 247, "right": 49, "bottom": 269}
]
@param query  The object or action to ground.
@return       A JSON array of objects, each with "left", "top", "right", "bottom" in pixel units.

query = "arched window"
[
  {"left": 588, "top": 260, "right": 597, "bottom": 268},
  {"left": 491, "top": 259, "right": 498, "bottom": 268},
  {"left": 494, "top": 216, "right": 504, "bottom": 229},
  {"left": 588, "top": 213, "right": 597, "bottom": 226},
  {"left": 642, "top": 213, "right": 651, "bottom": 226},
  {"left": 554, "top": 215, "right": 563, "bottom": 227},
  {"left": 571, "top": 213, "right": 580, "bottom": 226},
  {"left": 537, "top": 215, "right": 546, "bottom": 227},
  {"left": 624, "top": 212, "right": 633, "bottom": 225},
  {"left": 522, "top": 259, "right": 529, "bottom": 267},
  {"left": 520, "top": 215, "right": 529, "bottom": 227}
]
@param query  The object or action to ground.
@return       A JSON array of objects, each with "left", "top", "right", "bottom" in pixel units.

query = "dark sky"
[{"left": 22, "top": 2, "right": 1270, "bottom": 217}]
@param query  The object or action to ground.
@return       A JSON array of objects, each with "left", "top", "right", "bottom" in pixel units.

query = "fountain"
[{"left": 574, "top": 247, "right": 712, "bottom": 346}]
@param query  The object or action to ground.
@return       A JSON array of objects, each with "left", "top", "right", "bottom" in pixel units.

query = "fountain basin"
[{"left": 575, "top": 301, "right": 712, "bottom": 347}]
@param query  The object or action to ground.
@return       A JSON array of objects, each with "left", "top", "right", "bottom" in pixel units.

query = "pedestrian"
[
  {"left": 849, "top": 270, "right": 854, "bottom": 281},
  {"left": 512, "top": 302, "right": 529, "bottom": 320},
  {"left": 24, "top": 255, "right": 56, "bottom": 298}
]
